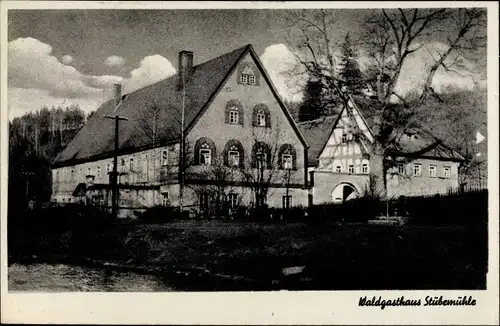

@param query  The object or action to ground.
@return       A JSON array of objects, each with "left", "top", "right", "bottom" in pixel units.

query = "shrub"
[{"left": 137, "top": 205, "right": 183, "bottom": 224}]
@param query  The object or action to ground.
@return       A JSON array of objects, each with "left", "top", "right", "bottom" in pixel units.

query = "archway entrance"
[{"left": 331, "top": 183, "right": 358, "bottom": 204}]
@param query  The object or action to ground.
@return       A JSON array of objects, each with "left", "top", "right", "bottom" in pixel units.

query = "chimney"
[
  {"left": 178, "top": 50, "right": 194, "bottom": 87},
  {"left": 114, "top": 83, "right": 122, "bottom": 107}
]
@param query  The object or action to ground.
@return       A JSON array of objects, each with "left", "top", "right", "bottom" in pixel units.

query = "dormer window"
[
  {"left": 225, "top": 100, "right": 244, "bottom": 126},
  {"left": 238, "top": 62, "right": 260, "bottom": 86},
  {"left": 341, "top": 133, "right": 348, "bottom": 143}
]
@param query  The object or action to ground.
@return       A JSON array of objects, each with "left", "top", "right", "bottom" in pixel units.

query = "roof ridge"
[{"left": 296, "top": 115, "right": 337, "bottom": 125}]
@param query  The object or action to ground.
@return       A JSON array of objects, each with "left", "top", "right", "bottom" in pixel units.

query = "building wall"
[
  {"left": 187, "top": 52, "right": 307, "bottom": 189},
  {"left": 386, "top": 157, "right": 460, "bottom": 198},
  {"left": 311, "top": 171, "right": 370, "bottom": 205},
  {"left": 51, "top": 144, "right": 177, "bottom": 203},
  {"left": 318, "top": 108, "right": 371, "bottom": 174}
]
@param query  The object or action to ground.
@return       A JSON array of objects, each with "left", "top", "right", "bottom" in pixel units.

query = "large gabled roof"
[{"left": 53, "top": 44, "right": 308, "bottom": 169}]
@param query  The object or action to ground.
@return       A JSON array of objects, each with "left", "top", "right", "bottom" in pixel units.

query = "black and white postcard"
[{"left": 1, "top": 1, "right": 498, "bottom": 325}]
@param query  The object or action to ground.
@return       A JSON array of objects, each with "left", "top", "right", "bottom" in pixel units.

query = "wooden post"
[{"left": 105, "top": 115, "right": 128, "bottom": 219}]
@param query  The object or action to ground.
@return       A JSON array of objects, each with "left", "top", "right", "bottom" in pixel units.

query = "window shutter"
[
  {"left": 239, "top": 147, "right": 245, "bottom": 168},
  {"left": 265, "top": 144, "right": 272, "bottom": 169},
  {"left": 265, "top": 110, "right": 271, "bottom": 128},
  {"left": 224, "top": 106, "right": 230, "bottom": 124},
  {"left": 291, "top": 146, "right": 297, "bottom": 170},
  {"left": 194, "top": 140, "right": 201, "bottom": 165},
  {"left": 252, "top": 108, "right": 258, "bottom": 127},
  {"left": 239, "top": 109, "right": 244, "bottom": 126},
  {"left": 222, "top": 145, "right": 229, "bottom": 167}
]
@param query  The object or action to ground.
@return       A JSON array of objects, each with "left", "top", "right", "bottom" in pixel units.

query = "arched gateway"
[{"left": 331, "top": 183, "right": 359, "bottom": 204}]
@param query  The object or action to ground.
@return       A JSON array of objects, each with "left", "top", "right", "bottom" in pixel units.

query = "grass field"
[{"left": 9, "top": 220, "right": 487, "bottom": 291}]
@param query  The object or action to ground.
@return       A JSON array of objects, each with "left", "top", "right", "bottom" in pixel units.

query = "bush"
[
  {"left": 137, "top": 205, "right": 186, "bottom": 224},
  {"left": 8, "top": 203, "right": 127, "bottom": 263}
]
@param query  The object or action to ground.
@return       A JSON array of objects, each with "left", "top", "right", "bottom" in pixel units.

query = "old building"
[
  {"left": 51, "top": 44, "right": 310, "bottom": 216},
  {"left": 299, "top": 95, "right": 465, "bottom": 204}
]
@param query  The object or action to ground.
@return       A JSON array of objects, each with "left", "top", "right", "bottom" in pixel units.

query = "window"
[
  {"left": 398, "top": 163, "right": 405, "bottom": 174},
  {"left": 248, "top": 75, "right": 256, "bottom": 85},
  {"left": 228, "top": 150, "right": 240, "bottom": 167},
  {"left": 256, "top": 152, "right": 267, "bottom": 169},
  {"left": 362, "top": 163, "right": 369, "bottom": 174},
  {"left": 282, "top": 154, "right": 293, "bottom": 170},
  {"left": 282, "top": 195, "right": 292, "bottom": 209},
  {"left": 97, "top": 166, "right": 101, "bottom": 178},
  {"left": 161, "top": 150, "right": 168, "bottom": 166},
  {"left": 71, "top": 169, "right": 74, "bottom": 177},
  {"left": 341, "top": 133, "right": 348, "bottom": 143},
  {"left": 348, "top": 165, "right": 354, "bottom": 174},
  {"left": 429, "top": 165, "right": 437, "bottom": 177},
  {"left": 257, "top": 111, "right": 266, "bottom": 126},
  {"left": 200, "top": 148, "right": 211, "bottom": 165},
  {"left": 335, "top": 166, "right": 341, "bottom": 173},
  {"left": 87, "top": 167, "right": 91, "bottom": 176},
  {"left": 227, "top": 193, "right": 239, "bottom": 208},
  {"left": 129, "top": 158, "right": 134, "bottom": 170},
  {"left": 162, "top": 193, "right": 169, "bottom": 206},
  {"left": 239, "top": 74, "right": 248, "bottom": 85},
  {"left": 121, "top": 159, "right": 125, "bottom": 172},
  {"left": 444, "top": 166, "right": 451, "bottom": 178},
  {"left": 229, "top": 108, "right": 239, "bottom": 124},
  {"left": 240, "top": 66, "right": 256, "bottom": 85},
  {"left": 413, "top": 163, "right": 422, "bottom": 177},
  {"left": 107, "top": 163, "right": 111, "bottom": 173}
]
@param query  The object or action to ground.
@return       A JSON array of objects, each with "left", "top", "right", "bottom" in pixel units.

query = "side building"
[
  {"left": 51, "top": 44, "right": 310, "bottom": 216},
  {"left": 298, "top": 95, "right": 465, "bottom": 204}
]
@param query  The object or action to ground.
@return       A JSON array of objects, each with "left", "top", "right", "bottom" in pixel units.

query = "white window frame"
[
  {"left": 398, "top": 163, "right": 405, "bottom": 174},
  {"left": 229, "top": 109, "right": 239, "bottom": 124},
  {"left": 348, "top": 164, "right": 355, "bottom": 174},
  {"left": 129, "top": 158, "right": 134, "bottom": 170},
  {"left": 200, "top": 149, "right": 212, "bottom": 166},
  {"left": 240, "top": 74, "right": 248, "bottom": 85},
  {"left": 413, "top": 163, "right": 422, "bottom": 177},
  {"left": 362, "top": 163, "right": 369, "bottom": 174},
  {"left": 341, "top": 133, "right": 348, "bottom": 143},
  {"left": 444, "top": 166, "right": 451, "bottom": 179},
  {"left": 87, "top": 167, "right": 91, "bottom": 176},
  {"left": 121, "top": 159, "right": 125, "bottom": 172},
  {"left": 227, "top": 193, "right": 239, "bottom": 208},
  {"left": 161, "top": 150, "right": 168, "bottom": 166},
  {"left": 335, "top": 165, "right": 341, "bottom": 173},
  {"left": 429, "top": 165, "right": 437, "bottom": 177},
  {"left": 162, "top": 193, "right": 169, "bottom": 206},
  {"left": 282, "top": 195, "right": 292, "bottom": 209},
  {"left": 256, "top": 152, "right": 267, "bottom": 169},
  {"left": 257, "top": 111, "right": 266, "bottom": 126},
  {"left": 282, "top": 154, "right": 293, "bottom": 170},
  {"left": 228, "top": 150, "right": 240, "bottom": 167},
  {"left": 248, "top": 74, "right": 256, "bottom": 85},
  {"left": 97, "top": 166, "right": 101, "bottom": 178}
]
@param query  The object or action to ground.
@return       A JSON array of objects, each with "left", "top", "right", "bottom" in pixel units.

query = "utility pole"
[
  {"left": 105, "top": 115, "right": 128, "bottom": 219},
  {"left": 179, "top": 66, "right": 186, "bottom": 215}
]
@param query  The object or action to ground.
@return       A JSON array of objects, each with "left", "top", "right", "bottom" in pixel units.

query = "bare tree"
[{"left": 286, "top": 8, "right": 486, "bottom": 196}]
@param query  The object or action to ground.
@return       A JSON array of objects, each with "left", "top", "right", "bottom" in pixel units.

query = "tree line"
[{"left": 8, "top": 105, "right": 94, "bottom": 209}]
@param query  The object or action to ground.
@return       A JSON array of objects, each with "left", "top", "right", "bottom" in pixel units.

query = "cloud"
[
  {"left": 123, "top": 54, "right": 176, "bottom": 93},
  {"left": 8, "top": 37, "right": 116, "bottom": 99},
  {"left": 8, "top": 87, "right": 107, "bottom": 119},
  {"left": 61, "top": 55, "right": 73, "bottom": 64},
  {"left": 8, "top": 37, "right": 179, "bottom": 119},
  {"left": 260, "top": 43, "right": 304, "bottom": 102},
  {"left": 104, "top": 55, "right": 126, "bottom": 67}
]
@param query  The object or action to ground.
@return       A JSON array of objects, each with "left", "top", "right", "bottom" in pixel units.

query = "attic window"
[{"left": 238, "top": 63, "right": 260, "bottom": 86}]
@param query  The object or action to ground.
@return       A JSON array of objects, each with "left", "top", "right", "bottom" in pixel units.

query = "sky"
[{"left": 7, "top": 9, "right": 487, "bottom": 119}]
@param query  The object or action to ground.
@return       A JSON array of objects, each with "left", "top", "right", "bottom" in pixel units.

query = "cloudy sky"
[{"left": 7, "top": 9, "right": 486, "bottom": 119}]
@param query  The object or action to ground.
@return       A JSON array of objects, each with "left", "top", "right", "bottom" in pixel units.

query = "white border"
[{"left": 1, "top": 1, "right": 498, "bottom": 325}]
